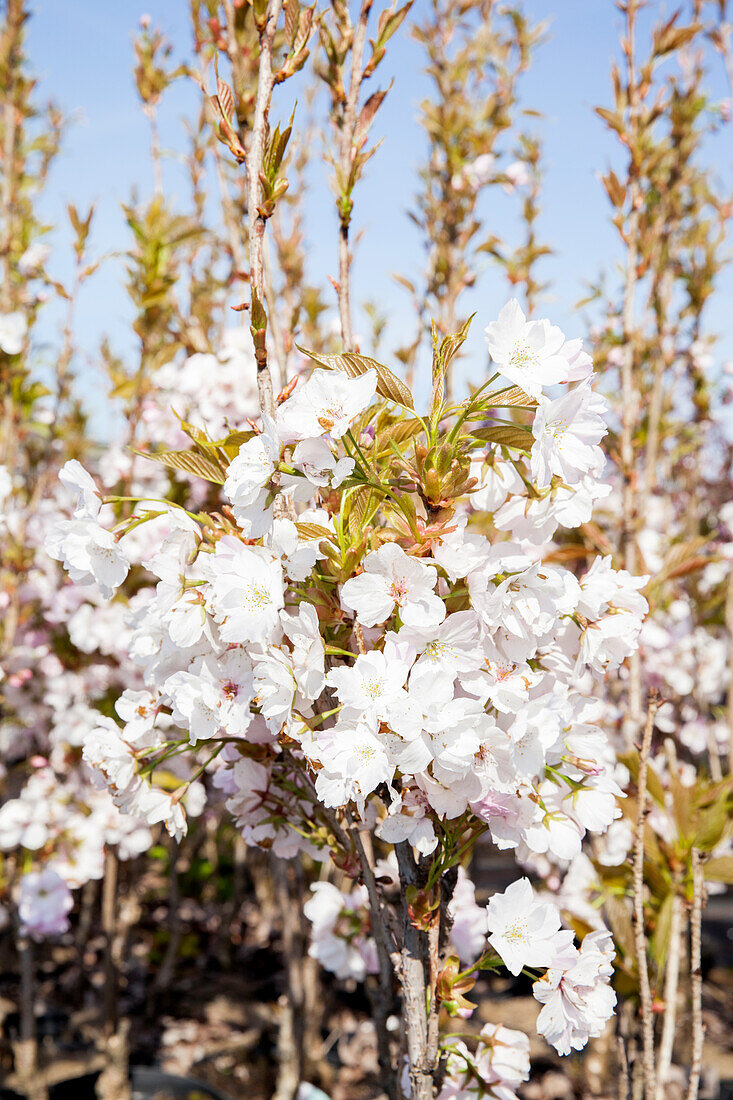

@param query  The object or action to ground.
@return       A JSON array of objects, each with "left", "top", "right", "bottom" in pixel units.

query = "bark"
[
  {"left": 245, "top": 0, "right": 283, "bottom": 420},
  {"left": 336, "top": 1, "right": 374, "bottom": 353},
  {"left": 395, "top": 843, "right": 435, "bottom": 1100},
  {"left": 349, "top": 813, "right": 399, "bottom": 1100},
  {"left": 654, "top": 893, "right": 684, "bottom": 1100},
  {"left": 632, "top": 695, "right": 658, "bottom": 1099},
  {"left": 685, "top": 849, "right": 705, "bottom": 1100},
  {"left": 14, "top": 934, "right": 49, "bottom": 1100}
]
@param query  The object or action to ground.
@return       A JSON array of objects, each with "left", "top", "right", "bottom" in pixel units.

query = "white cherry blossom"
[{"left": 340, "top": 542, "right": 445, "bottom": 628}]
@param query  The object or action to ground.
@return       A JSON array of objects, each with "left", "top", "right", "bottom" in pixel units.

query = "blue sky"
[{"left": 26, "top": 1, "right": 733, "bottom": 437}]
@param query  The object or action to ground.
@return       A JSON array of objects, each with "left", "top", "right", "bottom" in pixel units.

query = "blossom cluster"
[{"left": 48, "top": 300, "right": 640, "bottom": 1069}]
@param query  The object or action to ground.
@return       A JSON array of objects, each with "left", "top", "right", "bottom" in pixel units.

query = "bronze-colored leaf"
[
  {"left": 134, "top": 448, "right": 226, "bottom": 485},
  {"left": 295, "top": 522, "right": 334, "bottom": 543},
  {"left": 485, "top": 385, "right": 537, "bottom": 408},
  {"left": 296, "top": 345, "right": 414, "bottom": 410},
  {"left": 471, "top": 424, "right": 534, "bottom": 450},
  {"left": 703, "top": 855, "right": 733, "bottom": 884}
]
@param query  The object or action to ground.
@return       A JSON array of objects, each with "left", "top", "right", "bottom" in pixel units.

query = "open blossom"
[
  {"left": 533, "top": 929, "right": 616, "bottom": 1054},
  {"left": 59, "top": 459, "right": 104, "bottom": 518},
  {"left": 276, "top": 367, "right": 377, "bottom": 443},
  {"left": 224, "top": 416, "right": 279, "bottom": 533},
  {"left": 486, "top": 878, "right": 562, "bottom": 976},
  {"left": 83, "top": 718, "right": 186, "bottom": 840},
  {"left": 530, "top": 382, "right": 608, "bottom": 488},
  {"left": 0, "top": 310, "right": 27, "bottom": 354},
  {"left": 313, "top": 724, "right": 392, "bottom": 812},
  {"left": 46, "top": 461, "right": 130, "bottom": 598},
  {"left": 45, "top": 518, "right": 131, "bottom": 599},
  {"left": 291, "top": 436, "right": 354, "bottom": 489},
  {"left": 340, "top": 542, "right": 445, "bottom": 628},
  {"left": 18, "top": 869, "right": 73, "bottom": 938},
  {"left": 202, "top": 536, "right": 284, "bottom": 643},
  {"left": 325, "top": 638, "right": 415, "bottom": 729},
  {"left": 484, "top": 299, "right": 574, "bottom": 399},
  {"left": 304, "top": 881, "right": 378, "bottom": 981},
  {"left": 439, "top": 1022, "right": 530, "bottom": 1100}
]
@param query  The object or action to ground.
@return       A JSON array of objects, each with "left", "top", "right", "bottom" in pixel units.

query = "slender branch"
[
  {"left": 633, "top": 692, "right": 658, "bottom": 1099},
  {"left": 348, "top": 811, "right": 399, "bottom": 1100},
  {"left": 395, "top": 842, "right": 434, "bottom": 1100},
  {"left": 620, "top": 0, "right": 643, "bottom": 751},
  {"left": 246, "top": 0, "right": 283, "bottom": 419},
  {"left": 686, "top": 849, "right": 705, "bottom": 1100},
  {"left": 654, "top": 892, "right": 683, "bottom": 1100},
  {"left": 726, "top": 565, "right": 733, "bottom": 775},
  {"left": 336, "top": 0, "right": 373, "bottom": 352}
]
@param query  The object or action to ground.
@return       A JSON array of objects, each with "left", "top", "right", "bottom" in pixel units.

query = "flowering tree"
[
  {"left": 4, "top": 0, "right": 733, "bottom": 1098},
  {"left": 48, "top": 272, "right": 648, "bottom": 1096}
]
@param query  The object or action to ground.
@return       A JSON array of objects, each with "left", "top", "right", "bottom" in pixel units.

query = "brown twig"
[
  {"left": 654, "top": 891, "right": 683, "bottom": 1100},
  {"left": 336, "top": 0, "right": 373, "bottom": 352},
  {"left": 246, "top": 0, "right": 283, "bottom": 420},
  {"left": 685, "top": 848, "right": 705, "bottom": 1100},
  {"left": 633, "top": 692, "right": 658, "bottom": 1099},
  {"left": 347, "top": 811, "right": 398, "bottom": 1099}
]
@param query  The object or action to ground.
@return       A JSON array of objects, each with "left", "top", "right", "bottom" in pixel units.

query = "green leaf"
[
  {"left": 296, "top": 345, "right": 414, "bottom": 410},
  {"left": 348, "top": 486, "right": 374, "bottom": 540},
  {"left": 134, "top": 448, "right": 226, "bottom": 485}
]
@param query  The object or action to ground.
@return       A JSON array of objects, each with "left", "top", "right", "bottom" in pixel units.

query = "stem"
[
  {"left": 395, "top": 842, "right": 435, "bottom": 1100},
  {"left": 726, "top": 566, "right": 733, "bottom": 775},
  {"left": 685, "top": 849, "right": 705, "bottom": 1100},
  {"left": 633, "top": 692, "right": 658, "bottom": 1100},
  {"left": 14, "top": 933, "right": 48, "bottom": 1100},
  {"left": 654, "top": 893, "right": 683, "bottom": 1100},
  {"left": 246, "top": 0, "right": 283, "bottom": 420},
  {"left": 619, "top": 0, "right": 642, "bottom": 751},
  {"left": 348, "top": 812, "right": 399, "bottom": 1100},
  {"left": 336, "top": 0, "right": 373, "bottom": 352}
]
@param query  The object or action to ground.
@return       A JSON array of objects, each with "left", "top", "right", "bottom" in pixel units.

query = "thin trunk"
[
  {"left": 336, "top": 1, "right": 373, "bottom": 353},
  {"left": 246, "top": 0, "right": 283, "bottom": 420},
  {"left": 395, "top": 843, "right": 435, "bottom": 1100},
  {"left": 14, "top": 934, "right": 48, "bottom": 1100},
  {"left": 349, "top": 813, "right": 398, "bottom": 1100},
  {"left": 685, "top": 849, "right": 705, "bottom": 1100},
  {"left": 620, "top": 0, "right": 643, "bottom": 751},
  {"left": 633, "top": 695, "right": 658, "bottom": 1099},
  {"left": 654, "top": 895, "right": 684, "bottom": 1099}
]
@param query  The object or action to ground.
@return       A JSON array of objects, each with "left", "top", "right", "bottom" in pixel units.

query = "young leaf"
[
  {"left": 296, "top": 345, "right": 414, "bottom": 409},
  {"left": 134, "top": 449, "right": 226, "bottom": 485}
]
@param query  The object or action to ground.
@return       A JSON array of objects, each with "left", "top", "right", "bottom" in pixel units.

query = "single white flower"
[
  {"left": 486, "top": 877, "right": 561, "bottom": 976},
  {"left": 530, "top": 382, "right": 608, "bottom": 488},
  {"left": 484, "top": 299, "right": 572, "bottom": 399},
  {"left": 18, "top": 869, "right": 73, "bottom": 938},
  {"left": 0, "top": 310, "right": 27, "bottom": 355},
  {"left": 203, "top": 536, "right": 284, "bottom": 644},
  {"left": 276, "top": 368, "right": 376, "bottom": 443},
  {"left": 340, "top": 542, "right": 445, "bottom": 628}
]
